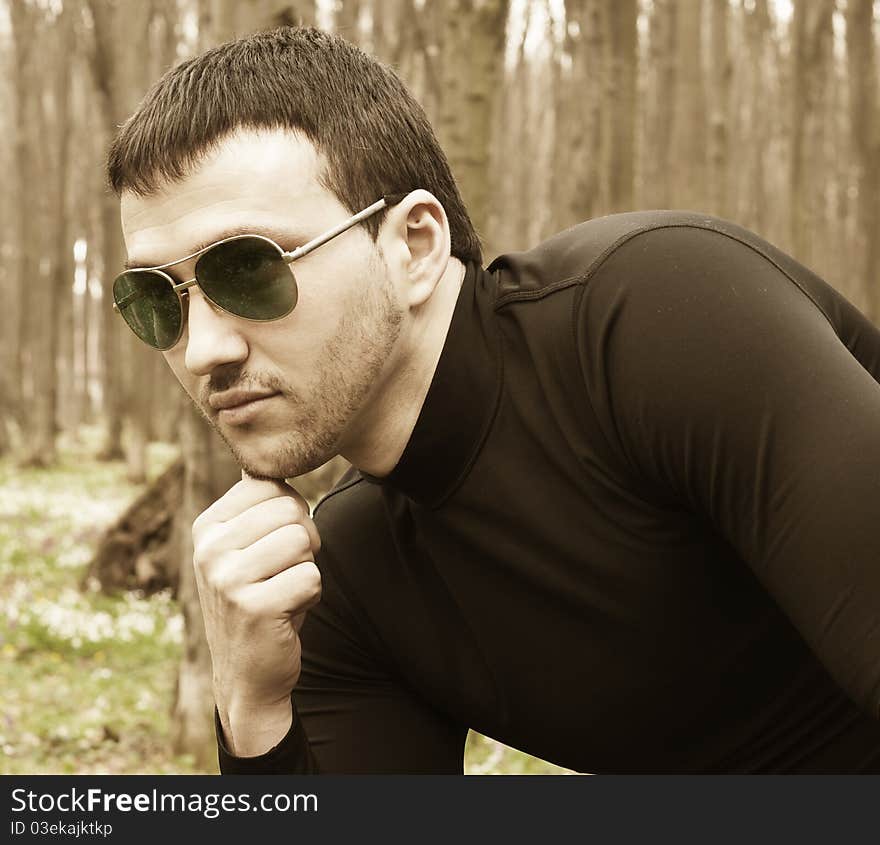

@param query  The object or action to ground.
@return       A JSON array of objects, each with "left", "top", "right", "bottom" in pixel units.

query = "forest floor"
[{"left": 0, "top": 427, "right": 572, "bottom": 775}]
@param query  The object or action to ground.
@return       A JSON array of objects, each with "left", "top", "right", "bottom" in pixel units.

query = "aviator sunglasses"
[{"left": 113, "top": 194, "right": 403, "bottom": 350}]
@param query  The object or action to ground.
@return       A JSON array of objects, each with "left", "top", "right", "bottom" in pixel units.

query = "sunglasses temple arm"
[{"left": 283, "top": 197, "right": 389, "bottom": 263}]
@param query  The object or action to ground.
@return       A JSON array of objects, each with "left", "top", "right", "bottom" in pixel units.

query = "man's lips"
[{"left": 208, "top": 389, "right": 279, "bottom": 411}]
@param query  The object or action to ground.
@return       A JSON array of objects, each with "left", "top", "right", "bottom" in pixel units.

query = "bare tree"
[
  {"left": 601, "top": 0, "right": 637, "bottom": 213},
  {"left": 788, "top": 0, "right": 834, "bottom": 269},
  {"left": 642, "top": 0, "right": 676, "bottom": 208},
  {"left": 846, "top": 0, "right": 880, "bottom": 320},
  {"left": 554, "top": 0, "right": 603, "bottom": 228},
  {"left": 670, "top": 0, "right": 706, "bottom": 211},
  {"left": 201, "top": 0, "right": 316, "bottom": 42},
  {"left": 737, "top": 0, "right": 773, "bottom": 233},
  {"left": 708, "top": 0, "right": 732, "bottom": 218},
  {"left": 436, "top": 0, "right": 510, "bottom": 244},
  {"left": 87, "top": 0, "right": 155, "bottom": 466},
  {"left": 8, "top": 0, "right": 41, "bottom": 455}
]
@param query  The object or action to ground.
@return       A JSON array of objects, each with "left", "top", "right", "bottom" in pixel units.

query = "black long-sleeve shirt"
[{"left": 217, "top": 210, "right": 880, "bottom": 773}]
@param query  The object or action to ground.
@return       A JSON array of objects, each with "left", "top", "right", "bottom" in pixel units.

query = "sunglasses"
[{"left": 113, "top": 194, "right": 401, "bottom": 350}]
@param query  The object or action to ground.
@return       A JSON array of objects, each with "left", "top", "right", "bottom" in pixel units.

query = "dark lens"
[
  {"left": 195, "top": 237, "right": 297, "bottom": 321},
  {"left": 113, "top": 271, "right": 182, "bottom": 350}
]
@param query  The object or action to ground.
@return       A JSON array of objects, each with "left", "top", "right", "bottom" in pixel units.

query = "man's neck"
[{"left": 338, "top": 257, "right": 467, "bottom": 478}]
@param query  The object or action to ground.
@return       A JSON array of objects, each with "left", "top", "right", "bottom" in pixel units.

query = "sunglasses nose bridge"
[{"left": 173, "top": 277, "right": 198, "bottom": 294}]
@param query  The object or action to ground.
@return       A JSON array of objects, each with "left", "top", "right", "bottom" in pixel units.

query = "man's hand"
[{"left": 192, "top": 472, "right": 322, "bottom": 757}]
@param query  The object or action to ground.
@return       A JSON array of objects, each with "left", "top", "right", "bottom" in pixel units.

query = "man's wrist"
[{"left": 219, "top": 694, "right": 294, "bottom": 758}]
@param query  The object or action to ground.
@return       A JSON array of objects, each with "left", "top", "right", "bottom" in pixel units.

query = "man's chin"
[{"left": 232, "top": 438, "right": 336, "bottom": 482}]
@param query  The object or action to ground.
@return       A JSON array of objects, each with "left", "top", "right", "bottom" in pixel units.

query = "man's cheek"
[{"left": 162, "top": 353, "right": 199, "bottom": 403}]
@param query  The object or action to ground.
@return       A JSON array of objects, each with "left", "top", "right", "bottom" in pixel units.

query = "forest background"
[{"left": 1, "top": 0, "right": 877, "bottom": 774}]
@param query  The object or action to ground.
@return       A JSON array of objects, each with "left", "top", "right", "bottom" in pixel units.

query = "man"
[{"left": 108, "top": 27, "right": 880, "bottom": 773}]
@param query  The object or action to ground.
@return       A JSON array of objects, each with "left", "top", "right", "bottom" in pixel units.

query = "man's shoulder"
[
  {"left": 313, "top": 464, "right": 379, "bottom": 523},
  {"left": 311, "top": 465, "right": 393, "bottom": 562},
  {"left": 488, "top": 210, "right": 757, "bottom": 303}
]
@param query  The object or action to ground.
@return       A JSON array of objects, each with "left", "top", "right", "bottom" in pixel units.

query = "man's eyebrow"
[{"left": 123, "top": 226, "right": 301, "bottom": 270}]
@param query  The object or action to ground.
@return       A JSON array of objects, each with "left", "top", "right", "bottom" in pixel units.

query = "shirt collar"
[{"left": 359, "top": 261, "right": 502, "bottom": 508}]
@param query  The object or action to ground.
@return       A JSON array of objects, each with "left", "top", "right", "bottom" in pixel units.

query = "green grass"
[{"left": 0, "top": 426, "right": 572, "bottom": 775}]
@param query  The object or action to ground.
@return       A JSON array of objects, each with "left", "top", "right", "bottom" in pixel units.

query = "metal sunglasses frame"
[{"left": 112, "top": 194, "right": 399, "bottom": 347}]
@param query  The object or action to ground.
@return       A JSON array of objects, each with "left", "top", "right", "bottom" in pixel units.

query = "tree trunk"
[
  {"left": 5, "top": 4, "right": 31, "bottom": 454},
  {"left": 87, "top": 0, "right": 152, "bottom": 462},
  {"left": 202, "top": 0, "right": 316, "bottom": 43},
  {"left": 846, "top": 0, "right": 880, "bottom": 320},
  {"left": 25, "top": 3, "right": 77, "bottom": 465},
  {"left": 601, "top": 0, "right": 637, "bottom": 214},
  {"left": 708, "top": 0, "right": 731, "bottom": 218},
  {"left": 97, "top": 191, "right": 126, "bottom": 461},
  {"left": 788, "top": 0, "right": 834, "bottom": 268},
  {"left": 643, "top": 0, "right": 676, "bottom": 208},
  {"left": 436, "top": 0, "right": 509, "bottom": 245},
  {"left": 670, "top": 0, "right": 705, "bottom": 211},
  {"left": 738, "top": 0, "right": 772, "bottom": 233},
  {"left": 10, "top": 1, "right": 43, "bottom": 459}
]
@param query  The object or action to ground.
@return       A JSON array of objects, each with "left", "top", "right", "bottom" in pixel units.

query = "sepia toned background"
[{"left": 1, "top": 0, "right": 877, "bottom": 774}]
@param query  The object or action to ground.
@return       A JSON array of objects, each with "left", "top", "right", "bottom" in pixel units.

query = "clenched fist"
[{"left": 192, "top": 472, "right": 322, "bottom": 757}]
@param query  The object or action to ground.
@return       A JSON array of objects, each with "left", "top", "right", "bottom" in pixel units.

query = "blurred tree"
[
  {"left": 670, "top": 0, "right": 706, "bottom": 211},
  {"left": 708, "top": 0, "right": 731, "bottom": 219},
  {"left": 552, "top": 0, "right": 603, "bottom": 229},
  {"left": 87, "top": 0, "right": 152, "bottom": 471},
  {"left": 789, "top": 0, "right": 834, "bottom": 271},
  {"left": 847, "top": 0, "right": 880, "bottom": 320},
  {"left": 45, "top": 3, "right": 76, "bottom": 463},
  {"left": 738, "top": 0, "right": 772, "bottom": 233},
  {"left": 601, "top": 0, "right": 637, "bottom": 214},
  {"left": 436, "top": 0, "right": 509, "bottom": 244},
  {"left": 7, "top": 0, "right": 41, "bottom": 455},
  {"left": 200, "top": 0, "right": 316, "bottom": 41},
  {"left": 9, "top": 1, "right": 77, "bottom": 468},
  {"left": 642, "top": 0, "right": 676, "bottom": 208}
]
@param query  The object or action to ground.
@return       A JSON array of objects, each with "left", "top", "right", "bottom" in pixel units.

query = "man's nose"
[{"left": 183, "top": 288, "right": 248, "bottom": 376}]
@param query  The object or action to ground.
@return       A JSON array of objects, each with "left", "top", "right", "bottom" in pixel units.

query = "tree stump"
[{"left": 82, "top": 457, "right": 183, "bottom": 595}]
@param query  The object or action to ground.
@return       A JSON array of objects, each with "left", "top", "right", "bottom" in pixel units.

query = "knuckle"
[
  {"left": 227, "top": 588, "right": 256, "bottom": 616},
  {"left": 192, "top": 542, "right": 210, "bottom": 572},
  {"left": 192, "top": 507, "right": 215, "bottom": 537},
  {"left": 192, "top": 527, "right": 223, "bottom": 569},
  {"left": 204, "top": 568, "right": 227, "bottom": 594},
  {"left": 279, "top": 495, "right": 302, "bottom": 523},
  {"left": 191, "top": 516, "right": 204, "bottom": 547},
  {"left": 299, "top": 561, "right": 322, "bottom": 602},
  {"left": 205, "top": 559, "right": 237, "bottom": 595},
  {"left": 284, "top": 522, "right": 310, "bottom": 550}
]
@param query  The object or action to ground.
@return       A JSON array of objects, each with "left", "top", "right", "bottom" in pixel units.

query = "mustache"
[{"left": 200, "top": 369, "right": 286, "bottom": 404}]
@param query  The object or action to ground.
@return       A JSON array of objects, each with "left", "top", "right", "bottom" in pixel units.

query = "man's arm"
[
  {"left": 213, "top": 487, "right": 467, "bottom": 774},
  {"left": 578, "top": 222, "right": 880, "bottom": 717}
]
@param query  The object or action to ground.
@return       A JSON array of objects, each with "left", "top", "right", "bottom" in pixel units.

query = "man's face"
[{"left": 121, "top": 129, "right": 404, "bottom": 480}]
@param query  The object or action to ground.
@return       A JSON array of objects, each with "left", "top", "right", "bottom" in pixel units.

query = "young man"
[{"left": 109, "top": 27, "right": 880, "bottom": 773}]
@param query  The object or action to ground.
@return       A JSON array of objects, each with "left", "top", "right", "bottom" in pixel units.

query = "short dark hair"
[{"left": 107, "top": 26, "right": 482, "bottom": 263}]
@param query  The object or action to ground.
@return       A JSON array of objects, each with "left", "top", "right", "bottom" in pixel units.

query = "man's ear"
[{"left": 382, "top": 189, "right": 451, "bottom": 308}]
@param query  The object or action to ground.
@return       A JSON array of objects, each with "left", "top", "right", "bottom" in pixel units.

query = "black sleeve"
[
  {"left": 216, "top": 493, "right": 467, "bottom": 774},
  {"left": 578, "top": 223, "right": 880, "bottom": 718}
]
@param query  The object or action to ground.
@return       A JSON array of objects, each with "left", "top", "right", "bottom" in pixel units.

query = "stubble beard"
[{"left": 210, "top": 251, "right": 404, "bottom": 481}]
